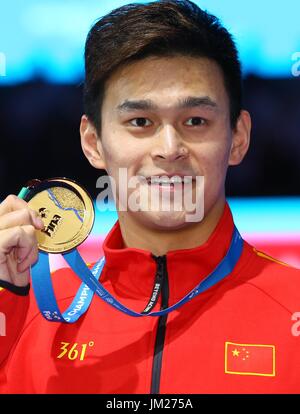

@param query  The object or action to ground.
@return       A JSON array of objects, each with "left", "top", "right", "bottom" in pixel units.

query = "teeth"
[
  {"left": 148, "top": 176, "right": 193, "bottom": 184},
  {"left": 183, "top": 177, "right": 193, "bottom": 184}
]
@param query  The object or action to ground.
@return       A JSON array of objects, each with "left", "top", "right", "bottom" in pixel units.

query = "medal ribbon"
[{"left": 30, "top": 226, "right": 243, "bottom": 323}]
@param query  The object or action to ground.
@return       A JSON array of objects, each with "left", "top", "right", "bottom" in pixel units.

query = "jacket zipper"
[{"left": 150, "top": 255, "right": 169, "bottom": 394}]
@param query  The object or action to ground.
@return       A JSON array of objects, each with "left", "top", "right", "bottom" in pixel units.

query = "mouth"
[{"left": 144, "top": 174, "right": 195, "bottom": 190}]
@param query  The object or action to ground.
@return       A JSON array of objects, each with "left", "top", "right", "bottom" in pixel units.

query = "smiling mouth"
[
  {"left": 145, "top": 175, "right": 195, "bottom": 188},
  {"left": 146, "top": 176, "right": 195, "bottom": 185}
]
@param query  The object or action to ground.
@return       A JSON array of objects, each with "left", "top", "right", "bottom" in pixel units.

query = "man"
[{"left": 0, "top": 0, "right": 300, "bottom": 394}]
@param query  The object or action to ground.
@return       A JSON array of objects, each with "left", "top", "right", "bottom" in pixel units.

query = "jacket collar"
[{"left": 101, "top": 202, "right": 236, "bottom": 302}]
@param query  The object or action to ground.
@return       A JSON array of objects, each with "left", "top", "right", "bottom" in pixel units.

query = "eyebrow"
[{"left": 116, "top": 96, "right": 218, "bottom": 113}]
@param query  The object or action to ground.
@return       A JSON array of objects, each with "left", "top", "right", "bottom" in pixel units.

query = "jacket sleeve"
[{"left": 0, "top": 286, "right": 30, "bottom": 368}]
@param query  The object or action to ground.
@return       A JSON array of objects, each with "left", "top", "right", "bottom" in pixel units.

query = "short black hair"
[{"left": 84, "top": 0, "right": 243, "bottom": 131}]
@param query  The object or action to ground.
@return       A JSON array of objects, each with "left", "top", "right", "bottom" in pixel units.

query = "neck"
[{"left": 117, "top": 197, "right": 226, "bottom": 256}]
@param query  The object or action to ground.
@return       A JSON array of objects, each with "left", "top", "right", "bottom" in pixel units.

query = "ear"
[
  {"left": 228, "top": 110, "right": 251, "bottom": 166},
  {"left": 80, "top": 115, "right": 107, "bottom": 170}
]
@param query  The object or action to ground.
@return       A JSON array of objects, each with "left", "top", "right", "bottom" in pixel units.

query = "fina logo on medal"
[
  {"left": 39, "top": 206, "right": 63, "bottom": 239},
  {"left": 41, "top": 213, "right": 63, "bottom": 238}
]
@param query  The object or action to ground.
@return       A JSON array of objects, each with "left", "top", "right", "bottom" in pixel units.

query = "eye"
[
  {"left": 185, "top": 117, "right": 206, "bottom": 127},
  {"left": 128, "top": 118, "right": 152, "bottom": 127}
]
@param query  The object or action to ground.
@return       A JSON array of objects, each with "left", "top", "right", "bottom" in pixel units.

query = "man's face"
[{"left": 87, "top": 55, "right": 248, "bottom": 230}]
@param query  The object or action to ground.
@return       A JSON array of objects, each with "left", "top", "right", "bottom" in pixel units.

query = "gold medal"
[{"left": 21, "top": 178, "right": 94, "bottom": 253}]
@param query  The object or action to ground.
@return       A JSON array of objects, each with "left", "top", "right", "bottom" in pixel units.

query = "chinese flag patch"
[{"left": 225, "top": 342, "right": 275, "bottom": 376}]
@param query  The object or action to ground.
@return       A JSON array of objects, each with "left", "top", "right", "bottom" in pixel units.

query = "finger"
[
  {"left": 5, "top": 252, "right": 31, "bottom": 287},
  {"left": 0, "top": 208, "right": 44, "bottom": 231},
  {"left": 0, "top": 225, "right": 37, "bottom": 285},
  {"left": 0, "top": 194, "right": 43, "bottom": 228},
  {"left": 17, "top": 242, "right": 39, "bottom": 274},
  {"left": 13, "top": 225, "right": 38, "bottom": 264},
  {"left": 0, "top": 225, "right": 37, "bottom": 265}
]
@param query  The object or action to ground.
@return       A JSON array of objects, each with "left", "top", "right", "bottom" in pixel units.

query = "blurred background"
[{"left": 0, "top": 0, "right": 299, "bottom": 268}]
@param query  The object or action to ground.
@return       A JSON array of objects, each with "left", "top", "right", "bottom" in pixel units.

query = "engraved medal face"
[{"left": 23, "top": 178, "right": 94, "bottom": 253}]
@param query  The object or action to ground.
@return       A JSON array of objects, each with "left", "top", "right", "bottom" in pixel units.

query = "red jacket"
[{"left": 1, "top": 203, "right": 300, "bottom": 394}]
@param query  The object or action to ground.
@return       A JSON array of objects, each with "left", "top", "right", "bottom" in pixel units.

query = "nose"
[{"left": 150, "top": 125, "right": 189, "bottom": 162}]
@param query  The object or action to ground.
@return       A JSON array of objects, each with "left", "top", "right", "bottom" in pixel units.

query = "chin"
[{"left": 135, "top": 210, "right": 194, "bottom": 231}]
